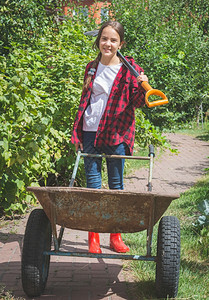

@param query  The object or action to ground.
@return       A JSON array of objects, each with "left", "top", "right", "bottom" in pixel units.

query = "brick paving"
[
  {"left": 0, "top": 133, "right": 208, "bottom": 300},
  {"left": 125, "top": 133, "right": 209, "bottom": 195}
]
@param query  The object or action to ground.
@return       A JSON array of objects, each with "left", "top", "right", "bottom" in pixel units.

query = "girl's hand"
[
  {"left": 75, "top": 143, "right": 83, "bottom": 152},
  {"left": 137, "top": 72, "right": 148, "bottom": 83}
]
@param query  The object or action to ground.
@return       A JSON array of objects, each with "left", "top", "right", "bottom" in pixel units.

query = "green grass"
[
  {"left": 123, "top": 125, "right": 209, "bottom": 299},
  {"left": 0, "top": 286, "right": 25, "bottom": 300},
  {"left": 173, "top": 121, "right": 209, "bottom": 140}
]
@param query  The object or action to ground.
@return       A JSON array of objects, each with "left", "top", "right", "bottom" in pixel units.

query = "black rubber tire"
[
  {"left": 21, "top": 209, "right": 52, "bottom": 297},
  {"left": 155, "top": 216, "right": 181, "bottom": 298}
]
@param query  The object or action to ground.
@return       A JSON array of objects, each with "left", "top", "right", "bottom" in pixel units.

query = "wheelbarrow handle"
[
  {"left": 117, "top": 51, "right": 168, "bottom": 108},
  {"left": 69, "top": 150, "right": 81, "bottom": 187}
]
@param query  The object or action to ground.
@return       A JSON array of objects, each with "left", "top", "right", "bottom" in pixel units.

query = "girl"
[{"left": 71, "top": 20, "right": 148, "bottom": 253}]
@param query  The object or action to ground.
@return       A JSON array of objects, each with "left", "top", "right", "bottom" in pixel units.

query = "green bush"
[
  {"left": 110, "top": 0, "right": 209, "bottom": 128},
  {"left": 135, "top": 110, "right": 169, "bottom": 148},
  {"left": 0, "top": 18, "right": 95, "bottom": 215},
  {"left": 0, "top": 0, "right": 60, "bottom": 55}
]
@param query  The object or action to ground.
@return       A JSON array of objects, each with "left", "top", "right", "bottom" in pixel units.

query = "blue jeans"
[{"left": 83, "top": 131, "right": 126, "bottom": 190}]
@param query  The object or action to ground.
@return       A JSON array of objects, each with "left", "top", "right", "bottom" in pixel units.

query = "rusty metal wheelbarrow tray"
[{"left": 27, "top": 186, "right": 178, "bottom": 234}]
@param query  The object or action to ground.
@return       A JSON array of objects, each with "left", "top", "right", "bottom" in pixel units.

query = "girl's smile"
[{"left": 99, "top": 26, "right": 123, "bottom": 65}]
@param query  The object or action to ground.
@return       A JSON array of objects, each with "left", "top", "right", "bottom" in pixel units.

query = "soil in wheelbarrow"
[{"left": 0, "top": 133, "right": 209, "bottom": 300}]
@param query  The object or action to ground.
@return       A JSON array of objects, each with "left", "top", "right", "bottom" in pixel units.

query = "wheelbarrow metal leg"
[
  {"left": 58, "top": 227, "right": 65, "bottom": 247},
  {"left": 53, "top": 226, "right": 65, "bottom": 252},
  {"left": 50, "top": 193, "right": 65, "bottom": 252},
  {"left": 146, "top": 196, "right": 156, "bottom": 256},
  {"left": 148, "top": 145, "right": 155, "bottom": 192}
]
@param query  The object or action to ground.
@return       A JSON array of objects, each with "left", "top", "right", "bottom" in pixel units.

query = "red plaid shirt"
[{"left": 71, "top": 56, "right": 145, "bottom": 155}]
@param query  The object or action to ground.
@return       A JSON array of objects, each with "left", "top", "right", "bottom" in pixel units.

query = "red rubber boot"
[
  {"left": 88, "top": 232, "right": 102, "bottom": 253},
  {"left": 110, "top": 233, "right": 130, "bottom": 253}
]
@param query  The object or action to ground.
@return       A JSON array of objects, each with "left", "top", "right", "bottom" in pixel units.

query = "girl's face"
[{"left": 99, "top": 26, "right": 122, "bottom": 60}]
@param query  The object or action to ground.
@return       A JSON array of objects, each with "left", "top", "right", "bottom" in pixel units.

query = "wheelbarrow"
[{"left": 21, "top": 145, "right": 181, "bottom": 298}]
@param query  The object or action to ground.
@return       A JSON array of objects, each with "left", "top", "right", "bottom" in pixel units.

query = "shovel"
[{"left": 84, "top": 30, "right": 168, "bottom": 108}]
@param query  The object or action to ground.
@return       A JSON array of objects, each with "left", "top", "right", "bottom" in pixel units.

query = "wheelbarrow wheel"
[
  {"left": 155, "top": 216, "right": 180, "bottom": 298},
  {"left": 21, "top": 209, "right": 52, "bottom": 297}
]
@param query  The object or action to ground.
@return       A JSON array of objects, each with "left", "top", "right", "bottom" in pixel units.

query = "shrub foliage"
[
  {"left": 110, "top": 0, "right": 209, "bottom": 128},
  {"left": 0, "top": 2, "right": 95, "bottom": 214}
]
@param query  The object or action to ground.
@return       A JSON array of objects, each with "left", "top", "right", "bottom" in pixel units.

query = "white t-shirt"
[{"left": 83, "top": 62, "right": 122, "bottom": 132}]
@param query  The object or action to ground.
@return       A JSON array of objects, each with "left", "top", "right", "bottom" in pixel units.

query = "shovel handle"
[
  {"left": 117, "top": 51, "right": 168, "bottom": 108},
  {"left": 141, "top": 82, "right": 169, "bottom": 108}
]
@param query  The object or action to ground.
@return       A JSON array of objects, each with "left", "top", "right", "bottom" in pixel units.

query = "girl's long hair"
[{"left": 83, "top": 20, "right": 125, "bottom": 91}]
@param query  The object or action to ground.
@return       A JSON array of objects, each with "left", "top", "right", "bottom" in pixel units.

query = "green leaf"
[
  {"left": 15, "top": 179, "right": 25, "bottom": 190},
  {"left": 198, "top": 199, "right": 209, "bottom": 216},
  {"left": 28, "top": 141, "right": 39, "bottom": 152},
  {"left": 16, "top": 101, "right": 24, "bottom": 111},
  {"left": 0, "top": 138, "right": 8, "bottom": 151}
]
